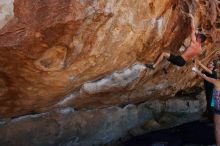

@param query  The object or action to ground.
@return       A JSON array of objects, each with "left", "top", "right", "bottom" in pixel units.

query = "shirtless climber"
[{"left": 145, "top": 14, "right": 207, "bottom": 69}]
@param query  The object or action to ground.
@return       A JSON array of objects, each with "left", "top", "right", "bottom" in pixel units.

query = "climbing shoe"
[{"left": 145, "top": 64, "right": 155, "bottom": 70}]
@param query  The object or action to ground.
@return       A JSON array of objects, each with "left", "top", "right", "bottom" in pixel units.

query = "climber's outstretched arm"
[{"left": 188, "top": 14, "right": 196, "bottom": 43}]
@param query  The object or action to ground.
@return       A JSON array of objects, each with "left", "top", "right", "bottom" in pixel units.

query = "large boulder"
[{"left": 0, "top": 0, "right": 219, "bottom": 118}]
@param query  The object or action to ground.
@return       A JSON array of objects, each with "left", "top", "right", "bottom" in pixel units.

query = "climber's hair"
[
  {"left": 213, "top": 59, "right": 217, "bottom": 70},
  {"left": 197, "top": 33, "right": 207, "bottom": 43}
]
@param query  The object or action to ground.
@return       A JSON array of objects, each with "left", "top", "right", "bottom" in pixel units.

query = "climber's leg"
[{"left": 145, "top": 52, "right": 170, "bottom": 69}]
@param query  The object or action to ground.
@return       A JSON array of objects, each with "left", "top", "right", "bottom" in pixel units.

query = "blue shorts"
[
  {"left": 211, "top": 91, "right": 220, "bottom": 115},
  {"left": 213, "top": 108, "right": 220, "bottom": 115}
]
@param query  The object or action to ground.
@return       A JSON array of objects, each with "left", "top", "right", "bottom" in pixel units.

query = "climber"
[
  {"left": 145, "top": 14, "right": 207, "bottom": 70},
  {"left": 192, "top": 66, "right": 220, "bottom": 146},
  {"left": 196, "top": 60, "right": 217, "bottom": 119}
]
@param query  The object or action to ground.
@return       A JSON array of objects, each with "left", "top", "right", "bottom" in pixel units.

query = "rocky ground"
[{"left": 0, "top": 92, "right": 206, "bottom": 146}]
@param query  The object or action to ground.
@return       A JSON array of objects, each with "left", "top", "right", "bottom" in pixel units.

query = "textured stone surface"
[
  {"left": 1, "top": 0, "right": 219, "bottom": 118},
  {"left": 0, "top": 93, "right": 205, "bottom": 146},
  {"left": 2, "top": 0, "right": 219, "bottom": 145}
]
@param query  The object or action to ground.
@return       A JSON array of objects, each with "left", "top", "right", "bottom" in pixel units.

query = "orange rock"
[{"left": 0, "top": 0, "right": 219, "bottom": 118}]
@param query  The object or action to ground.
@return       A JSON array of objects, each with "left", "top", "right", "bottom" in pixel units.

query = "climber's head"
[
  {"left": 207, "top": 61, "right": 215, "bottom": 70},
  {"left": 207, "top": 60, "right": 216, "bottom": 71},
  {"left": 196, "top": 33, "right": 207, "bottom": 43}
]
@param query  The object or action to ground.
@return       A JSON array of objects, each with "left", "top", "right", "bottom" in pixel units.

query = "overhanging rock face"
[
  {"left": 0, "top": 0, "right": 219, "bottom": 118},
  {"left": 0, "top": 0, "right": 219, "bottom": 145}
]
